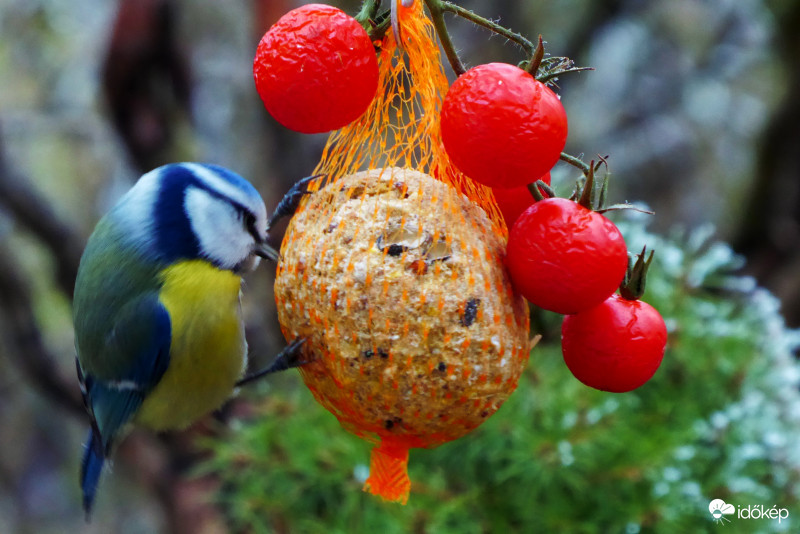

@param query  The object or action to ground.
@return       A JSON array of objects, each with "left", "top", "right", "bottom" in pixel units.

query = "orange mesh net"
[
  {"left": 275, "top": 1, "right": 530, "bottom": 505},
  {"left": 308, "top": 1, "right": 505, "bottom": 233}
]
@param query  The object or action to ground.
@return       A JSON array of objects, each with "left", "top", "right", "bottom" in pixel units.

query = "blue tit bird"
[{"left": 74, "top": 162, "right": 305, "bottom": 516}]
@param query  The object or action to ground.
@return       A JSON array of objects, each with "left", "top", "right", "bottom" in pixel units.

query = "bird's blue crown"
[{"left": 111, "top": 163, "right": 266, "bottom": 267}]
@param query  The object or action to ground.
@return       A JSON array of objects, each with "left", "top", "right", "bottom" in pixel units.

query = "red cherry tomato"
[
  {"left": 506, "top": 197, "right": 627, "bottom": 314},
  {"left": 253, "top": 4, "right": 379, "bottom": 134},
  {"left": 492, "top": 172, "right": 551, "bottom": 229},
  {"left": 561, "top": 294, "right": 667, "bottom": 392},
  {"left": 441, "top": 63, "right": 567, "bottom": 189}
]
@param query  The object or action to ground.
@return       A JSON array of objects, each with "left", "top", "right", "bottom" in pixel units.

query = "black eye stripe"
[
  {"left": 243, "top": 210, "right": 260, "bottom": 240},
  {"left": 187, "top": 178, "right": 260, "bottom": 233},
  {"left": 183, "top": 179, "right": 262, "bottom": 241}
]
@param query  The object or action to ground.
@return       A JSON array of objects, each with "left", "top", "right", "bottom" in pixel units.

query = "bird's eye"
[{"left": 243, "top": 211, "right": 259, "bottom": 239}]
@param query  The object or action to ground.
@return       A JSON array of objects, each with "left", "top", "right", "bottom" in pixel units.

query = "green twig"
[
  {"left": 355, "top": 0, "right": 381, "bottom": 25},
  {"left": 537, "top": 65, "right": 594, "bottom": 84},
  {"left": 424, "top": 0, "right": 466, "bottom": 75},
  {"left": 422, "top": 0, "right": 536, "bottom": 76},
  {"left": 439, "top": 1, "right": 536, "bottom": 56},
  {"left": 559, "top": 152, "right": 592, "bottom": 174},
  {"left": 527, "top": 180, "right": 552, "bottom": 202},
  {"left": 524, "top": 35, "right": 545, "bottom": 75},
  {"left": 388, "top": 0, "right": 589, "bottom": 83},
  {"left": 577, "top": 160, "right": 595, "bottom": 209},
  {"left": 598, "top": 171, "right": 609, "bottom": 209},
  {"left": 368, "top": 12, "right": 392, "bottom": 42},
  {"left": 356, "top": 0, "right": 391, "bottom": 42},
  {"left": 596, "top": 203, "right": 655, "bottom": 215},
  {"left": 620, "top": 247, "right": 655, "bottom": 300}
]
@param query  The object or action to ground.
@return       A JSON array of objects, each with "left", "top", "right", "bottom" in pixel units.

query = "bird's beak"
[{"left": 254, "top": 241, "right": 280, "bottom": 262}]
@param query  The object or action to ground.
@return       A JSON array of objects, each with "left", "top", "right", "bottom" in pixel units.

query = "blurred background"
[{"left": 1, "top": 0, "right": 798, "bottom": 532}]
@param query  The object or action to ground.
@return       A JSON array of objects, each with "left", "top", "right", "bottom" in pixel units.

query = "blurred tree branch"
[
  {"left": 102, "top": 0, "right": 192, "bottom": 173},
  {"left": 0, "top": 135, "right": 84, "bottom": 297},
  {"left": 0, "top": 126, "right": 84, "bottom": 416},
  {"left": 0, "top": 244, "right": 83, "bottom": 417}
]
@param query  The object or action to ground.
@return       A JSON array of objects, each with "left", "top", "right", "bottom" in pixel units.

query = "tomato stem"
[
  {"left": 539, "top": 181, "right": 556, "bottom": 198},
  {"left": 577, "top": 160, "right": 595, "bottom": 209},
  {"left": 424, "top": 0, "right": 466, "bottom": 75},
  {"left": 620, "top": 246, "right": 655, "bottom": 300},
  {"left": 598, "top": 171, "right": 609, "bottom": 209},
  {"left": 356, "top": 0, "right": 381, "bottom": 25},
  {"left": 372, "top": 1, "right": 591, "bottom": 83},
  {"left": 526, "top": 180, "right": 552, "bottom": 202},
  {"left": 438, "top": 1, "right": 536, "bottom": 56},
  {"left": 373, "top": 15, "right": 393, "bottom": 41},
  {"left": 357, "top": 1, "right": 392, "bottom": 42},
  {"left": 537, "top": 63, "right": 594, "bottom": 84},
  {"left": 523, "top": 35, "right": 545, "bottom": 75},
  {"left": 596, "top": 203, "right": 655, "bottom": 215},
  {"left": 421, "top": 0, "right": 541, "bottom": 76},
  {"left": 411, "top": 1, "right": 592, "bottom": 85},
  {"left": 559, "top": 152, "right": 592, "bottom": 174}
]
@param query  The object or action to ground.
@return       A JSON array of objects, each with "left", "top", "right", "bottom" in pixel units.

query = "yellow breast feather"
[{"left": 136, "top": 260, "right": 246, "bottom": 430}]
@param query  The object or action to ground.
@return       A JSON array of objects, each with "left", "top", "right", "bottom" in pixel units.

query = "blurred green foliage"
[{"left": 202, "top": 219, "right": 800, "bottom": 533}]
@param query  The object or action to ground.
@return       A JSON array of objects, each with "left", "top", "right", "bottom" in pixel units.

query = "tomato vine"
[{"left": 356, "top": 0, "right": 601, "bottom": 184}]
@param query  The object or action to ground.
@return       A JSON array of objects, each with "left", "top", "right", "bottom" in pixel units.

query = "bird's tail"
[{"left": 80, "top": 428, "right": 105, "bottom": 520}]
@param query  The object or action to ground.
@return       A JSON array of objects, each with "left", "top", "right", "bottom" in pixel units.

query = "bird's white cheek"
[{"left": 185, "top": 187, "right": 252, "bottom": 269}]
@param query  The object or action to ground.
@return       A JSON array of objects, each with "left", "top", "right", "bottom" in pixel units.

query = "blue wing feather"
[
  {"left": 78, "top": 294, "right": 171, "bottom": 516},
  {"left": 80, "top": 428, "right": 104, "bottom": 519}
]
